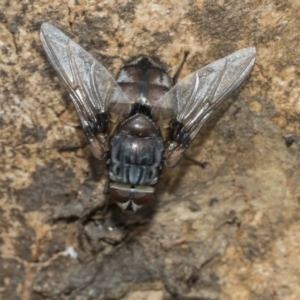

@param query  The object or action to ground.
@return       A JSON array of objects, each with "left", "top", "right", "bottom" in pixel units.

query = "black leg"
[{"left": 172, "top": 51, "right": 189, "bottom": 84}]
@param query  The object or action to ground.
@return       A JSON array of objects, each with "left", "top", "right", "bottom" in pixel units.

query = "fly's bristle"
[{"left": 126, "top": 56, "right": 165, "bottom": 71}]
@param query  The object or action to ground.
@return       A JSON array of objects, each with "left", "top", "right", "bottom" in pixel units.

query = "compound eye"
[
  {"left": 132, "top": 191, "right": 153, "bottom": 206},
  {"left": 109, "top": 187, "right": 130, "bottom": 203}
]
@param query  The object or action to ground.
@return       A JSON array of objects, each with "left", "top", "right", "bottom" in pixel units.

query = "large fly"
[{"left": 40, "top": 23, "right": 256, "bottom": 212}]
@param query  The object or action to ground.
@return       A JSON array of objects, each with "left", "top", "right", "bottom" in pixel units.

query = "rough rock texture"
[{"left": 1, "top": 1, "right": 300, "bottom": 299}]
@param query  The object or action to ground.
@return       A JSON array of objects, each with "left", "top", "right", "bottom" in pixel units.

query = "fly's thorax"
[
  {"left": 108, "top": 112, "right": 164, "bottom": 210},
  {"left": 108, "top": 115, "right": 164, "bottom": 186},
  {"left": 109, "top": 183, "right": 154, "bottom": 212},
  {"left": 118, "top": 113, "right": 159, "bottom": 137}
]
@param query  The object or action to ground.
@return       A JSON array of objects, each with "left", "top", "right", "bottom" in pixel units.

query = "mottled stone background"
[{"left": 1, "top": 0, "right": 300, "bottom": 299}]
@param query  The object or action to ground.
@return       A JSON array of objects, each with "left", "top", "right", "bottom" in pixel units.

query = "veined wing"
[
  {"left": 40, "top": 23, "right": 131, "bottom": 159},
  {"left": 161, "top": 47, "right": 256, "bottom": 167}
]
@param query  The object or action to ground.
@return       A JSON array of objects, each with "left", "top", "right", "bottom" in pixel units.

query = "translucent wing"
[
  {"left": 161, "top": 47, "right": 256, "bottom": 167},
  {"left": 40, "top": 23, "right": 131, "bottom": 159}
]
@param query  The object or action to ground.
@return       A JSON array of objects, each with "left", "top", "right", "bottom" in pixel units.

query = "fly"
[{"left": 40, "top": 23, "right": 256, "bottom": 212}]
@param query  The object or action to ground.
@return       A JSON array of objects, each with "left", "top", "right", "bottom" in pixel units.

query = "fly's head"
[{"left": 109, "top": 183, "right": 154, "bottom": 212}]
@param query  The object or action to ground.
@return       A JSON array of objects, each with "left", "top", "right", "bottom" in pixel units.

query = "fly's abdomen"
[{"left": 116, "top": 57, "right": 172, "bottom": 105}]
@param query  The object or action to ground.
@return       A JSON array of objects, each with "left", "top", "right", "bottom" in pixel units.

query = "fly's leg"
[{"left": 172, "top": 51, "right": 189, "bottom": 84}]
